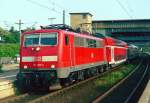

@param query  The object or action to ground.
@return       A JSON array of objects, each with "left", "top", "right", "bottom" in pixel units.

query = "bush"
[{"left": 0, "top": 43, "right": 19, "bottom": 57}]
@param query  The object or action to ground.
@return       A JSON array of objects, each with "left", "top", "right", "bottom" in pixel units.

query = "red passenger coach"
[
  {"left": 104, "top": 37, "right": 128, "bottom": 65},
  {"left": 17, "top": 24, "right": 108, "bottom": 90}
]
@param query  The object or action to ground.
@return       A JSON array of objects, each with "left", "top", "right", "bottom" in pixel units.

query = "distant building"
[
  {"left": 92, "top": 19, "right": 150, "bottom": 47},
  {"left": 70, "top": 12, "right": 93, "bottom": 34}
]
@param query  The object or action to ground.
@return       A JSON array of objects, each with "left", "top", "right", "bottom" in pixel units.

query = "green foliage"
[
  {"left": 0, "top": 26, "right": 20, "bottom": 43},
  {"left": 0, "top": 27, "right": 20, "bottom": 58},
  {"left": 142, "top": 47, "right": 150, "bottom": 53},
  {"left": 0, "top": 44, "right": 19, "bottom": 57},
  {"left": 4, "top": 27, "right": 20, "bottom": 43},
  {"left": 0, "top": 27, "right": 9, "bottom": 35}
]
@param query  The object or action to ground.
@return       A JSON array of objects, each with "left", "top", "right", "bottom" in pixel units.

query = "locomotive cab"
[
  {"left": 17, "top": 30, "right": 62, "bottom": 90},
  {"left": 21, "top": 32, "right": 58, "bottom": 69}
]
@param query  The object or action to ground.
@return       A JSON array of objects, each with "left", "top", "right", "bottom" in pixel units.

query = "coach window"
[
  {"left": 74, "top": 36, "right": 79, "bottom": 47},
  {"left": 65, "top": 35, "right": 69, "bottom": 45}
]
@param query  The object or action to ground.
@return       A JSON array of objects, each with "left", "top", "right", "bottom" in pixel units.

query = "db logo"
[{"left": 34, "top": 57, "right": 41, "bottom": 61}]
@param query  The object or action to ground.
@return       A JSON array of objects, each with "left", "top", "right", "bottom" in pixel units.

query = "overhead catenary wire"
[
  {"left": 25, "top": 0, "right": 61, "bottom": 14},
  {"left": 126, "top": 0, "right": 134, "bottom": 13},
  {"left": 48, "top": 0, "right": 71, "bottom": 12},
  {"left": 47, "top": 0, "right": 71, "bottom": 19},
  {"left": 25, "top": 0, "right": 71, "bottom": 24},
  {"left": 115, "top": 0, "right": 133, "bottom": 19},
  {"left": 47, "top": 0, "right": 71, "bottom": 20}
]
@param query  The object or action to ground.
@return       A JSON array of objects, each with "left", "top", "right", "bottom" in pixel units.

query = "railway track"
[
  {"left": 0, "top": 64, "right": 124, "bottom": 103},
  {"left": 93, "top": 54, "right": 150, "bottom": 103},
  {"left": 0, "top": 57, "right": 142, "bottom": 103}
]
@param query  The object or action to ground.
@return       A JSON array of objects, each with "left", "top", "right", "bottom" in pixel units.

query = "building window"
[{"left": 82, "top": 14, "right": 87, "bottom": 19}]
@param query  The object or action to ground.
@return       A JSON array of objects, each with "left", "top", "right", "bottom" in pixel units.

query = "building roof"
[{"left": 70, "top": 12, "right": 93, "bottom": 16}]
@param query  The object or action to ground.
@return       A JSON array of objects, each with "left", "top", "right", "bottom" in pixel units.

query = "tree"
[
  {"left": 9, "top": 26, "right": 20, "bottom": 43},
  {"left": 0, "top": 27, "right": 9, "bottom": 36},
  {"left": 1, "top": 26, "right": 20, "bottom": 43}
]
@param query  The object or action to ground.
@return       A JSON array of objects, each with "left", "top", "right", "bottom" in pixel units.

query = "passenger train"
[{"left": 16, "top": 24, "right": 138, "bottom": 90}]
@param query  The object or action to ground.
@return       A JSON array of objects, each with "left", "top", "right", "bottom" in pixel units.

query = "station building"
[{"left": 70, "top": 12, "right": 93, "bottom": 34}]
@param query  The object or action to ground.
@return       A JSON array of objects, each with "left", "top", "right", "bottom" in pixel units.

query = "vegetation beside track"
[
  {"left": 39, "top": 62, "right": 137, "bottom": 103},
  {"left": 0, "top": 44, "right": 19, "bottom": 57}
]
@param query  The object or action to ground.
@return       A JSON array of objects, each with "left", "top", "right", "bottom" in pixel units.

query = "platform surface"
[
  {"left": 138, "top": 80, "right": 150, "bottom": 103},
  {"left": 0, "top": 68, "right": 18, "bottom": 99},
  {"left": 0, "top": 64, "right": 19, "bottom": 83}
]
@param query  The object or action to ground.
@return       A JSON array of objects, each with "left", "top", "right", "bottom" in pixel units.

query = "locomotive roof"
[
  {"left": 22, "top": 26, "right": 127, "bottom": 47},
  {"left": 22, "top": 29, "right": 104, "bottom": 41}
]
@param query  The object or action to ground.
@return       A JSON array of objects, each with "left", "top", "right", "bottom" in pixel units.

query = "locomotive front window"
[
  {"left": 24, "top": 33, "right": 57, "bottom": 46},
  {"left": 24, "top": 34, "right": 40, "bottom": 46},
  {"left": 40, "top": 33, "right": 57, "bottom": 45}
]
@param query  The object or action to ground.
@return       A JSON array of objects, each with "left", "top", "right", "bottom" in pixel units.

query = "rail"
[
  {"left": 124, "top": 61, "right": 149, "bottom": 103},
  {"left": 92, "top": 55, "right": 149, "bottom": 103},
  {"left": 92, "top": 60, "right": 143, "bottom": 103}
]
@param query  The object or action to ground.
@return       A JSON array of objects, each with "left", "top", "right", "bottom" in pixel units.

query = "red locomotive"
[{"left": 16, "top": 24, "right": 128, "bottom": 90}]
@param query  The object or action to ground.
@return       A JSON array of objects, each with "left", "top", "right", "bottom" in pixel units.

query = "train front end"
[{"left": 17, "top": 29, "right": 60, "bottom": 90}]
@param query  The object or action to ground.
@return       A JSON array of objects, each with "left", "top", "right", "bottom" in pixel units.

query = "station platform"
[
  {"left": 138, "top": 80, "right": 150, "bottom": 103},
  {"left": 0, "top": 63, "right": 18, "bottom": 82},
  {"left": 1, "top": 64, "right": 19, "bottom": 71},
  {"left": 0, "top": 64, "right": 19, "bottom": 99}
]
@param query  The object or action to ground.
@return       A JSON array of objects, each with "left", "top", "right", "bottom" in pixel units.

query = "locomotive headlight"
[
  {"left": 51, "top": 65, "right": 55, "bottom": 68},
  {"left": 24, "top": 65, "right": 28, "bottom": 69},
  {"left": 36, "top": 47, "right": 40, "bottom": 51}
]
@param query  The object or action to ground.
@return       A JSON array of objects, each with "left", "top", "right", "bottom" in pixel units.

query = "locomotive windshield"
[{"left": 24, "top": 33, "right": 57, "bottom": 46}]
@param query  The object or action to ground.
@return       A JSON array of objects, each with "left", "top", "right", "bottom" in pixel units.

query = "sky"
[{"left": 0, "top": 0, "right": 150, "bottom": 30}]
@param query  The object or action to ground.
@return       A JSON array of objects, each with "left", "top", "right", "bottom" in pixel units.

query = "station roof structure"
[
  {"left": 93, "top": 19, "right": 150, "bottom": 22},
  {"left": 92, "top": 19, "right": 150, "bottom": 47}
]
